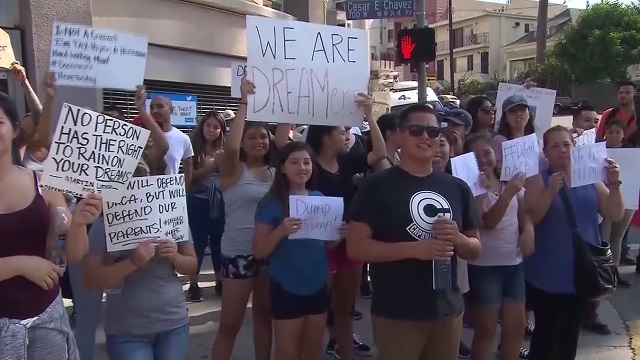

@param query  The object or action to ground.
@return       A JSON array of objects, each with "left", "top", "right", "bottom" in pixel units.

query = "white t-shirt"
[{"left": 163, "top": 127, "right": 194, "bottom": 174}]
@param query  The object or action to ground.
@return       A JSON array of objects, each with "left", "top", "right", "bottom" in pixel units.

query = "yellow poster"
[{"left": 0, "top": 29, "right": 16, "bottom": 69}]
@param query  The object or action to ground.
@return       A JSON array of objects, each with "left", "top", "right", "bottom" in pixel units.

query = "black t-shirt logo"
[{"left": 407, "top": 191, "right": 453, "bottom": 241}]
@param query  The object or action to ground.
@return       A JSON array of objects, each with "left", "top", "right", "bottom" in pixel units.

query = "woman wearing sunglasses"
[
  {"left": 348, "top": 103, "right": 481, "bottom": 360},
  {"left": 465, "top": 96, "right": 496, "bottom": 136}
]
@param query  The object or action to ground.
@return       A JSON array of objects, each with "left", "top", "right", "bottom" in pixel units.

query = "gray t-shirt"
[{"left": 88, "top": 218, "right": 189, "bottom": 335}]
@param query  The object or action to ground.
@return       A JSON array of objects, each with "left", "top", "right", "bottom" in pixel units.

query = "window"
[
  {"left": 452, "top": 57, "right": 458, "bottom": 73},
  {"left": 466, "top": 55, "right": 473, "bottom": 71},
  {"left": 453, "top": 28, "right": 464, "bottom": 49},
  {"left": 524, "top": 23, "right": 531, "bottom": 33},
  {"left": 437, "top": 60, "right": 445, "bottom": 80},
  {"left": 387, "top": 29, "right": 394, "bottom": 43},
  {"left": 480, "top": 52, "right": 489, "bottom": 74}
]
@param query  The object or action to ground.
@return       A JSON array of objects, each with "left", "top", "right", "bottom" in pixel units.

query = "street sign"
[{"left": 345, "top": 0, "right": 415, "bottom": 20}]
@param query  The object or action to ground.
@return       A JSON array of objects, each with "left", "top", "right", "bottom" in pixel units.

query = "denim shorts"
[
  {"left": 468, "top": 263, "right": 526, "bottom": 307},
  {"left": 106, "top": 323, "right": 189, "bottom": 360},
  {"left": 270, "top": 278, "right": 328, "bottom": 320}
]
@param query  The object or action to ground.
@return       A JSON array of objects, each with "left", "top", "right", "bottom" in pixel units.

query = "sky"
[{"left": 490, "top": 0, "right": 636, "bottom": 9}]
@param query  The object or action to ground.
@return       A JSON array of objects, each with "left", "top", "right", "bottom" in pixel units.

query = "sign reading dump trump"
[
  {"left": 40, "top": 104, "right": 150, "bottom": 197},
  {"left": 246, "top": 16, "right": 369, "bottom": 126}
]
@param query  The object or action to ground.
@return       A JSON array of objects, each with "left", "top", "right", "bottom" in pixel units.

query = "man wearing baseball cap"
[{"left": 442, "top": 108, "right": 473, "bottom": 155}]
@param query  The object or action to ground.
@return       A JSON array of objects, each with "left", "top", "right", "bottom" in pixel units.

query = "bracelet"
[{"left": 607, "top": 181, "right": 622, "bottom": 189}]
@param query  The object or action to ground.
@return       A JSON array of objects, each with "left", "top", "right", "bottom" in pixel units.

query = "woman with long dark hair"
[
  {"left": 465, "top": 96, "right": 496, "bottom": 136},
  {"left": 253, "top": 141, "right": 330, "bottom": 360},
  {"left": 210, "top": 78, "right": 275, "bottom": 360},
  {"left": 187, "top": 110, "right": 226, "bottom": 300},
  {"left": 0, "top": 92, "right": 102, "bottom": 359}
]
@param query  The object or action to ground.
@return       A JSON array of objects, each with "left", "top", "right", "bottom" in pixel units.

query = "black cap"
[
  {"left": 443, "top": 108, "right": 473, "bottom": 128},
  {"left": 502, "top": 94, "right": 529, "bottom": 113}
]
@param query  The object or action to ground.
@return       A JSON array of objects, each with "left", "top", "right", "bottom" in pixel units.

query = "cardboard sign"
[
  {"left": 40, "top": 104, "right": 150, "bottom": 197},
  {"left": 0, "top": 29, "right": 16, "bottom": 69},
  {"left": 246, "top": 16, "right": 369, "bottom": 126},
  {"left": 495, "top": 83, "right": 556, "bottom": 139},
  {"left": 50, "top": 23, "right": 148, "bottom": 90},
  {"left": 288, "top": 195, "right": 344, "bottom": 241},
  {"left": 103, "top": 175, "right": 189, "bottom": 252}
]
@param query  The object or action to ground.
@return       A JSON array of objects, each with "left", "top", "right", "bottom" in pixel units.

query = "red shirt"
[{"left": 596, "top": 107, "right": 636, "bottom": 142}]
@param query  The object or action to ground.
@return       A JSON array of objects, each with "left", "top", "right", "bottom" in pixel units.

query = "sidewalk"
[{"left": 86, "top": 271, "right": 635, "bottom": 360}]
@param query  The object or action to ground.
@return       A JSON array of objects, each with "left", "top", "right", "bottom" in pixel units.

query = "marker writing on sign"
[
  {"left": 502, "top": 140, "right": 535, "bottom": 178},
  {"left": 105, "top": 175, "right": 187, "bottom": 248},
  {"left": 293, "top": 198, "right": 340, "bottom": 234}
]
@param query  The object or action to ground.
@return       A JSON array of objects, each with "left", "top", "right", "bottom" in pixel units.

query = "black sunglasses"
[
  {"left": 479, "top": 107, "right": 496, "bottom": 114},
  {"left": 403, "top": 125, "right": 441, "bottom": 138}
]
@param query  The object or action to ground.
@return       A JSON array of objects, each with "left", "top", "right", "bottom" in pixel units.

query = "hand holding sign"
[
  {"left": 355, "top": 92, "right": 374, "bottom": 116},
  {"left": 156, "top": 239, "right": 179, "bottom": 262},
  {"left": 131, "top": 240, "right": 157, "bottom": 268},
  {"left": 72, "top": 193, "right": 103, "bottom": 226},
  {"left": 504, "top": 172, "right": 526, "bottom": 198},
  {"left": 280, "top": 217, "right": 303, "bottom": 236},
  {"left": 135, "top": 85, "right": 147, "bottom": 112},
  {"left": 9, "top": 61, "right": 26, "bottom": 82},
  {"left": 241, "top": 76, "right": 256, "bottom": 100},
  {"left": 605, "top": 158, "right": 621, "bottom": 185}
]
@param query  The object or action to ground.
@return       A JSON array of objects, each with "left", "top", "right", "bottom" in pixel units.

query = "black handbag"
[{"left": 558, "top": 186, "right": 617, "bottom": 300}]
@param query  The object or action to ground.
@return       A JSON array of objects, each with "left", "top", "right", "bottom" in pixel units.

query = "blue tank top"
[{"left": 524, "top": 172, "right": 602, "bottom": 294}]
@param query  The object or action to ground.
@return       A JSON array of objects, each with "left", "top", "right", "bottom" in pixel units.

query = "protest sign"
[
  {"left": 40, "top": 104, "right": 150, "bottom": 197},
  {"left": 575, "top": 128, "right": 596, "bottom": 147},
  {"left": 607, "top": 148, "right": 640, "bottom": 209},
  {"left": 500, "top": 134, "right": 540, "bottom": 181},
  {"left": 102, "top": 174, "right": 189, "bottom": 252},
  {"left": 50, "top": 23, "right": 148, "bottom": 90},
  {"left": 571, "top": 142, "right": 607, "bottom": 188},
  {"left": 0, "top": 29, "right": 16, "bottom": 69},
  {"left": 495, "top": 83, "right": 556, "bottom": 138},
  {"left": 231, "top": 61, "right": 247, "bottom": 98},
  {"left": 289, "top": 195, "right": 344, "bottom": 241},
  {"left": 246, "top": 16, "right": 369, "bottom": 126},
  {"left": 145, "top": 92, "right": 198, "bottom": 127},
  {"left": 451, "top": 152, "right": 486, "bottom": 196}
]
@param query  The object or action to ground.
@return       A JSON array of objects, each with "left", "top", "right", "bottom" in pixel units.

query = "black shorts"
[{"left": 270, "top": 278, "right": 328, "bottom": 320}]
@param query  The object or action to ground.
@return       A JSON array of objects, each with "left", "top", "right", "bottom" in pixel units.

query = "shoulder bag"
[{"left": 558, "top": 186, "right": 617, "bottom": 300}]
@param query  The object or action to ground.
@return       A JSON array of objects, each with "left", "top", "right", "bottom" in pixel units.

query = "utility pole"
[
  {"left": 416, "top": 0, "right": 427, "bottom": 102},
  {"left": 448, "top": 0, "right": 455, "bottom": 94},
  {"left": 535, "top": 0, "right": 548, "bottom": 64}
]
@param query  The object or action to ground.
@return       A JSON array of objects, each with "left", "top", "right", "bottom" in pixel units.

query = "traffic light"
[{"left": 396, "top": 27, "right": 436, "bottom": 65}]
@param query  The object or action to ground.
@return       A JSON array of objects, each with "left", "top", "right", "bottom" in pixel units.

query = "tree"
[
  {"left": 553, "top": 1, "right": 640, "bottom": 84},
  {"left": 517, "top": 55, "right": 572, "bottom": 95}
]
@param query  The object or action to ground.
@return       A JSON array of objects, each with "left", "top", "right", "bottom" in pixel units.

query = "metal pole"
[
  {"left": 448, "top": 0, "right": 455, "bottom": 94},
  {"left": 535, "top": 0, "right": 548, "bottom": 64},
  {"left": 416, "top": 0, "right": 427, "bottom": 102}
]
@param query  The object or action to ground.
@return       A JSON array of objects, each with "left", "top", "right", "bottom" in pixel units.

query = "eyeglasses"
[
  {"left": 479, "top": 107, "right": 496, "bottom": 114},
  {"left": 403, "top": 125, "right": 441, "bottom": 138}
]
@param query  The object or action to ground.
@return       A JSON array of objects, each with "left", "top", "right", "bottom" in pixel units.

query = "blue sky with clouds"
[{"left": 560, "top": 0, "right": 634, "bottom": 8}]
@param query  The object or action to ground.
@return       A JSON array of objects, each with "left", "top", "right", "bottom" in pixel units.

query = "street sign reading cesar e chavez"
[{"left": 345, "top": 0, "right": 415, "bottom": 20}]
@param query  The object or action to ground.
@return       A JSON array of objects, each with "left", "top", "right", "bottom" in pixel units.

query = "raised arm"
[
  {"left": 274, "top": 123, "right": 293, "bottom": 149},
  {"left": 29, "top": 72, "right": 56, "bottom": 151},
  {"left": 362, "top": 94, "right": 386, "bottom": 167},
  {"left": 219, "top": 77, "right": 255, "bottom": 187},
  {"left": 135, "top": 85, "right": 169, "bottom": 166},
  {"left": 11, "top": 62, "right": 43, "bottom": 134}
]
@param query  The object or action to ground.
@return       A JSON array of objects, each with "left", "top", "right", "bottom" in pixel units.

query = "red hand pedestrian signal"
[{"left": 400, "top": 35, "right": 416, "bottom": 60}]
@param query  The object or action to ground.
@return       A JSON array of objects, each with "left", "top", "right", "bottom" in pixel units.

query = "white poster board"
[
  {"left": 50, "top": 23, "right": 148, "bottom": 90},
  {"left": 0, "top": 29, "right": 16, "bottom": 69},
  {"left": 495, "top": 83, "right": 556, "bottom": 138},
  {"left": 500, "top": 134, "right": 540, "bottom": 181},
  {"left": 451, "top": 152, "right": 487, "bottom": 196},
  {"left": 40, "top": 104, "right": 150, "bottom": 197},
  {"left": 231, "top": 61, "right": 247, "bottom": 98},
  {"left": 607, "top": 148, "right": 640, "bottom": 209},
  {"left": 246, "top": 16, "right": 369, "bottom": 126},
  {"left": 571, "top": 142, "right": 607, "bottom": 188},
  {"left": 289, "top": 195, "right": 344, "bottom": 241},
  {"left": 575, "top": 128, "right": 596, "bottom": 147},
  {"left": 102, "top": 174, "right": 189, "bottom": 252}
]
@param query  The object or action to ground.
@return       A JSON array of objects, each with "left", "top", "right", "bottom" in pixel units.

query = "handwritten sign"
[
  {"left": 495, "top": 83, "right": 556, "bottom": 138},
  {"left": 0, "top": 29, "right": 16, "bottom": 69},
  {"left": 575, "top": 128, "right": 596, "bottom": 147},
  {"left": 451, "top": 152, "right": 487, "bottom": 196},
  {"left": 246, "top": 16, "right": 369, "bottom": 126},
  {"left": 571, "top": 142, "right": 607, "bottom": 188},
  {"left": 231, "top": 61, "right": 247, "bottom": 98},
  {"left": 49, "top": 23, "right": 148, "bottom": 90},
  {"left": 607, "top": 148, "right": 640, "bottom": 209},
  {"left": 102, "top": 175, "right": 189, "bottom": 252},
  {"left": 145, "top": 92, "right": 198, "bottom": 127},
  {"left": 289, "top": 195, "right": 344, "bottom": 241},
  {"left": 40, "top": 104, "right": 150, "bottom": 197},
  {"left": 500, "top": 134, "right": 540, "bottom": 181}
]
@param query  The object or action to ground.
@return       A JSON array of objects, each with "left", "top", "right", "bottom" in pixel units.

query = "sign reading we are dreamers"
[
  {"left": 40, "top": 104, "right": 150, "bottom": 197},
  {"left": 102, "top": 175, "right": 189, "bottom": 252},
  {"left": 246, "top": 16, "right": 369, "bottom": 126}
]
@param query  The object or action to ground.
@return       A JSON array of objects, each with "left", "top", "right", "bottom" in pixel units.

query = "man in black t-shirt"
[{"left": 347, "top": 104, "right": 482, "bottom": 360}]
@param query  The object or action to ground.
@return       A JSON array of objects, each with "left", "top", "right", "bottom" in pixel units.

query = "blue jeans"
[
  {"left": 187, "top": 195, "right": 224, "bottom": 274},
  {"left": 68, "top": 262, "right": 104, "bottom": 360},
  {"left": 106, "top": 323, "right": 190, "bottom": 360}
]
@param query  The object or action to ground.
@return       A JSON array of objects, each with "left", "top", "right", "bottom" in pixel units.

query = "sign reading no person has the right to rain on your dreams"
[{"left": 345, "top": 0, "right": 415, "bottom": 20}]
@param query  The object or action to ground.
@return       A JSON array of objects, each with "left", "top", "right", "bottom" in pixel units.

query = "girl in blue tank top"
[{"left": 523, "top": 125, "right": 624, "bottom": 360}]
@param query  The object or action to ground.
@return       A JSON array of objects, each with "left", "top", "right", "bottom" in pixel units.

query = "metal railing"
[{"left": 437, "top": 32, "right": 490, "bottom": 51}]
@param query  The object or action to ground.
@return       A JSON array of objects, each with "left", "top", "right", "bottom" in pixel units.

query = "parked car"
[
  {"left": 438, "top": 95, "right": 460, "bottom": 108},
  {"left": 554, "top": 97, "right": 591, "bottom": 114}
]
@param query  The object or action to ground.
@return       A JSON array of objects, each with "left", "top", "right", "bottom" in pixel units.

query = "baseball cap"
[
  {"left": 443, "top": 108, "right": 473, "bottom": 128},
  {"left": 501, "top": 94, "right": 529, "bottom": 114}
]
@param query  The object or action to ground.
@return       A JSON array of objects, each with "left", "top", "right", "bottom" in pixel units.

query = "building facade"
[{"left": 0, "top": 0, "right": 327, "bottom": 125}]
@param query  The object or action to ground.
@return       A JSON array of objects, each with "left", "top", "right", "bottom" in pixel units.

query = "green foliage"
[
  {"left": 456, "top": 78, "right": 501, "bottom": 96},
  {"left": 516, "top": 56, "right": 572, "bottom": 95},
  {"left": 553, "top": 1, "right": 640, "bottom": 84}
]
